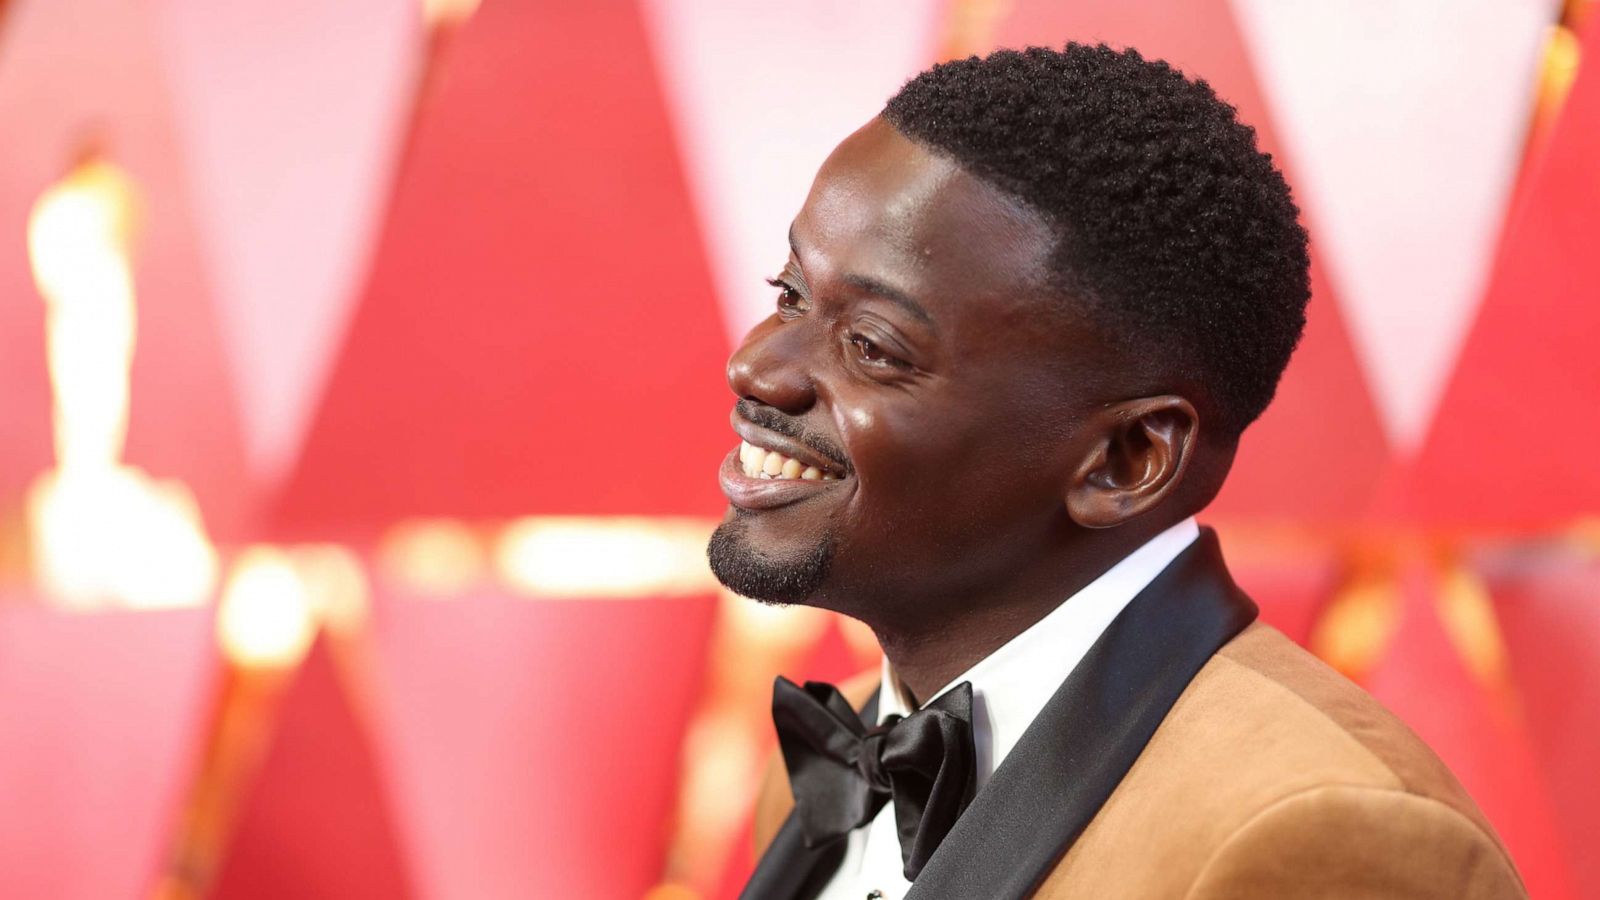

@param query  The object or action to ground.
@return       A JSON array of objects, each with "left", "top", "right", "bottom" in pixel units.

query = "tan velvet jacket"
[{"left": 754, "top": 623, "right": 1527, "bottom": 899}]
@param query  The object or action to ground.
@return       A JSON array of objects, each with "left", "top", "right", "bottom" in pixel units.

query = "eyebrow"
[{"left": 788, "top": 223, "right": 936, "bottom": 328}]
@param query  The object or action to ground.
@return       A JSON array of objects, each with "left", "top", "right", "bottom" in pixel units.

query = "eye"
[
  {"left": 766, "top": 277, "right": 805, "bottom": 316},
  {"left": 850, "top": 333, "right": 907, "bottom": 368}
]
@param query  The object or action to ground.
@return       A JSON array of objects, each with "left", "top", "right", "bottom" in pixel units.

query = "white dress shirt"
[{"left": 814, "top": 517, "right": 1200, "bottom": 900}]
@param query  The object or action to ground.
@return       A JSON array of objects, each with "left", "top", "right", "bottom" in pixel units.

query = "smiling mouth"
[{"left": 737, "top": 440, "right": 843, "bottom": 481}]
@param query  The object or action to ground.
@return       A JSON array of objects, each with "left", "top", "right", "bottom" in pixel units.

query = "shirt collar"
[{"left": 877, "top": 516, "right": 1200, "bottom": 787}]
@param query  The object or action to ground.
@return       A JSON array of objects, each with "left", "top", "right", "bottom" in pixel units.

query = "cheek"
[{"left": 841, "top": 392, "right": 1054, "bottom": 524}]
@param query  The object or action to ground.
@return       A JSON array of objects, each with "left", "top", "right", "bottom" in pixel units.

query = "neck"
[{"left": 868, "top": 525, "right": 1163, "bottom": 705}]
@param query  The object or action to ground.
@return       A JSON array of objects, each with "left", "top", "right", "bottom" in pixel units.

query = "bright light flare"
[
  {"left": 215, "top": 545, "right": 370, "bottom": 669},
  {"left": 1309, "top": 572, "right": 1401, "bottom": 679},
  {"left": 217, "top": 547, "right": 318, "bottom": 669},
  {"left": 495, "top": 516, "right": 717, "bottom": 599},
  {"left": 27, "top": 469, "right": 217, "bottom": 610},
  {"left": 25, "top": 159, "right": 217, "bottom": 610}
]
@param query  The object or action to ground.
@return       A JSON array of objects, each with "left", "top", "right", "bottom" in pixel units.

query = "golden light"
[
  {"left": 1309, "top": 571, "right": 1402, "bottom": 679},
  {"left": 836, "top": 613, "right": 883, "bottom": 664},
  {"left": 676, "top": 709, "right": 765, "bottom": 852},
  {"left": 1436, "top": 566, "right": 1509, "bottom": 689},
  {"left": 642, "top": 885, "right": 701, "bottom": 900},
  {"left": 939, "top": 0, "right": 1012, "bottom": 60},
  {"left": 422, "top": 0, "right": 481, "bottom": 29},
  {"left": 216, "top": 547, "right": 319, "bottom": 669},
  {"left": 378, "top": 517, "right": 485, "bottom": 595},
  {"left": 494, "top": 516, "right": 718, "bottom": 599},
  {"left": 1529, "top": 25, "right": 1582, "bottom": 150},
  {"left": 290, "top": 544, "right": 371, "bottom": 640},
  {"left": 25, "top": 159, "right": 217, "bottom": 610}
]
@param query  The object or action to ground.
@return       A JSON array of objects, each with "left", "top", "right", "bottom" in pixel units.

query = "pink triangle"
[
  {"left": 0, "top": 605, "right": 218, "bottom": 899},
  {"left": 365, "top": 587, "right": 717, "bottom": 899},
  {"left": 1229, "top": 1, "right": 1557, "bottom": 454},
  {"left": 640, "top": 0, "right": 944, "bottom": 341},
  {"left": 153, "top": 0, "right": 424, "bottom": 486}
]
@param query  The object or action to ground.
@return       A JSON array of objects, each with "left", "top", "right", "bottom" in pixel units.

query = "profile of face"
[{"left": 708, "top": 118, "right": 1202, "bottom": 627}]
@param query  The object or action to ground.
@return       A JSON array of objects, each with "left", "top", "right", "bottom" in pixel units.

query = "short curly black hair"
[{"left": 883, "top": 43, "right": 1310, "bottom": 436}]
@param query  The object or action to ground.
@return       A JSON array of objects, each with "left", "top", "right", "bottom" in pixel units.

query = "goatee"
[{"left": 706, "top": 509, "right": 835, "bottom": 606}]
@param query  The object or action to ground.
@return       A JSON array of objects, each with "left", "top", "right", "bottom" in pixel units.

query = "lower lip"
[{"left": 718, "top": 447, "right": 843, "bottom": 510}]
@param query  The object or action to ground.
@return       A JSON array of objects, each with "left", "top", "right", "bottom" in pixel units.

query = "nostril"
[{"left": 725, "top": 330, "right": 818, "bottom": 414}]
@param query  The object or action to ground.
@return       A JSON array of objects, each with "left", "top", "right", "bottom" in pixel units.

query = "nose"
[{"left": 726, "top": 320, "right": 817, "bottom": 415}]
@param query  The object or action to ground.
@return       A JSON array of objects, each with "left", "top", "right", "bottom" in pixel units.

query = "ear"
[{"left": 1065, "top": 395, "right": 1199, "bottom": 528}]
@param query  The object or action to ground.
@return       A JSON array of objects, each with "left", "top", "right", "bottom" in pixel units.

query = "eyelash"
[
  {"left": 765, "top": 276, "right": 910, "bottom": 370},
  {"left": 766, "top": 277, "right": 803, "bottom": 313},
  {"left": 849, "top": 334, "right": 905, "bottom": 368}
]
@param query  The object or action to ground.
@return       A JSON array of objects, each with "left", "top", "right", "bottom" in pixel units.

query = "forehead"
[{"left": 793, "top": 118, "right": 1056, "bottom": 320}]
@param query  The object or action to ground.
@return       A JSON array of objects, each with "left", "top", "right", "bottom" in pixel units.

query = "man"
[{"left": 706, "top": 43, "right": 1525, "bottom": 899}]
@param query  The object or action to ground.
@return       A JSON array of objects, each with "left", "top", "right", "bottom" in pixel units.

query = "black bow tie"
[{"left": 772, "top": 676, "right": 976, "bottom": 881}]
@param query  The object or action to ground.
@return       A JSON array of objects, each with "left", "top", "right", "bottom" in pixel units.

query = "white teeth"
[
  {"left": 737, "top": 439, "right": 841, "bottom": 482},
  {"left": 762, "top": 452, "right": 784, "bottom": 477},
  {"left": 745, "top": 443, "right": 767, "bottom": 478}
]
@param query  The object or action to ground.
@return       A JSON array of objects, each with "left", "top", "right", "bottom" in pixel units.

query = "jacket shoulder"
[
  {"left": 1211, "top": 622, "right": 1494, "bottom": 825},
  {"left": 1039, "top": 623, "right": 1522, "bottom": 898},
  {"left": 1183, "top": 783, "right": 1526, "bottom": 900}
]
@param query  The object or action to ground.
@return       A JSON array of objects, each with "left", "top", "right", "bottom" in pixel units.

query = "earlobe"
[{"left": 1064, "top": 396, "right": 1198, "bottom": 528}]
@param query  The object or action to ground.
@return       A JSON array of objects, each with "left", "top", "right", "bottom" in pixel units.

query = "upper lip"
[{"left": 730, "top": 411, "right": 849, "bottom": 478}]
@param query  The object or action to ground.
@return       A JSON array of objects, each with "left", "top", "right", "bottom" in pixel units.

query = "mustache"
[{"left": 735, "top": 399, "right": 853, "bottom": 474}]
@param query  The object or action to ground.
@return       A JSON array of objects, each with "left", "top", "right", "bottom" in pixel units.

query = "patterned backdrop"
[{"left": 0, "top": 1, "right": 1596, "bottom": 898}]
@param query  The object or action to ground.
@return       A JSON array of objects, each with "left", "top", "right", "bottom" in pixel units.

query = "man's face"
[{"left": 708, "top": 118, "right": 1116, "bottom": 620}]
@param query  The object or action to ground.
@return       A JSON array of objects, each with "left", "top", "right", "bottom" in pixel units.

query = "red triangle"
[
  {"left": 784, "top": 618, "right": 874, "bottom": 688},
  {"left": 976, "top": 0, "right": 1391, "bottom": 522},
  {"left": 209, "top": 638, "right": 416, "bottom": 899},
  {"left": 271, "top": 0, "right": 732, "bottom": 538},
  {"left": 1402, "top": 20, "right": 1600, "bottom": 527}
]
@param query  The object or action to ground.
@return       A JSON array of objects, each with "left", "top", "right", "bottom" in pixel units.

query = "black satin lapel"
[
  {"left": 905, "top": 529, "right": 1257, "bottom": 900},
  {"left": 740, "top": 688, "right": 883, "bottom": 900}
]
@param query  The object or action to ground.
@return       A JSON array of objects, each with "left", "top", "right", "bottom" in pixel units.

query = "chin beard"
[{"left": 706, "top": 510, "right": 835, "bottom": 606}]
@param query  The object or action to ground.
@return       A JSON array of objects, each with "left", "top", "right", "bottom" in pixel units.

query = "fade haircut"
[{"left": 883, "top": 43, "right": 1311, "bottom": 436}]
